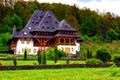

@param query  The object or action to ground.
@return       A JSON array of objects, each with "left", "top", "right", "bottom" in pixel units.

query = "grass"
[
  {"left": 0, "top": 67, "right": 120, "bottom": 80},
  {"left": 80, "top": 40, "right": 120, "bottom": 58},
  {"left": 0, "top": 60, "right": 85, "bottom": 66}
]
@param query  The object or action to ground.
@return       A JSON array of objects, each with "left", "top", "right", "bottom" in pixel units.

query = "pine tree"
[
  {"left": 54, "top": 45, "right": 58, "bottom": 63},
  {"left": 24, "top": 49, "right": 27, "bottom": 60},
  {"left": 37, "top": 49, "right": 41, "bottom": 64}
]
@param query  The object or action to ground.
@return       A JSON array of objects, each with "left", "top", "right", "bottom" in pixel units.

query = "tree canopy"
[{"left": 0, "top": 0, "right": 120, "bottom": 45}]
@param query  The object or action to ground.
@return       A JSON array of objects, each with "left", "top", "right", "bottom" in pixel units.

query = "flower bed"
[{"left": 0, "top": 63, "right": 112, "bottom": 70}]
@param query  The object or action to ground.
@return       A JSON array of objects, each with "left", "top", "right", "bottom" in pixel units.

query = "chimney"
[{"left": 13, "top": 24, "right": 16, "bottom": 29}]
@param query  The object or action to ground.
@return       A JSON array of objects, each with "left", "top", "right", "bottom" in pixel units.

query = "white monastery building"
[{"left": 9, "top": 10, "right": 83, "bottom": 55}]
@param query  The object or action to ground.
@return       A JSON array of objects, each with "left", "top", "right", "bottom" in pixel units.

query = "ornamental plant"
[
  {"left": 96, "top": 48, "right": 111, "bottom": 62},
  {"left": 37, "top": 49, "right": 41, "bottom": 64},
  {"left": 112, "top": 54, "right": 120, "bottom": 63},
  {"left": 24, "top": 49, "right": 27, "bottom": 60}
]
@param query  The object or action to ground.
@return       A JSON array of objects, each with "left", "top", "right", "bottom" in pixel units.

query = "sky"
[{"left": 37, "top": 0, "right": 120, "bottom": 16}]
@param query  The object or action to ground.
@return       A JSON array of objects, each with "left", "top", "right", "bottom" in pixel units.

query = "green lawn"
[
  {"left": 0, "top": 68, "right": 120, "bottom": 80},
  {"left": 0, "top": 60, "right": 85, "bottom": 66}
]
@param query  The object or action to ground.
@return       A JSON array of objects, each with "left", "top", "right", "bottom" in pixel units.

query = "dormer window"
[
  {"left": 65, "top": 25, "right": 68, "bottom": 27},
  {"left": 40, "top": 16, "right": 42, "bottom": 18},
  {"left": 32, "top": 22, "right": 34, "bottom": 24},
  {"left": 36, "top": 21, "right": 39, "bottom": 24},
  {"left": 48, "top": 15, "right": 51, "bottom": 18},
  {"left": 45, "top": 21, "right": 48, "bottom": 23},
  {"left": 24, "top": 32, "right": 27, "bottom": 35},
  {"left": 55, "top": 21, "right": 58, "bottom": 24},
  {"left": 28, "top": 27, "right": 31, "bottom": 30}
]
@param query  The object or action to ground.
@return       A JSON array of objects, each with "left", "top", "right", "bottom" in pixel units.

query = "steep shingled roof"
[
  {"left": 57, "top": 20, "right": 76, "bottom": 31},
  {"left": 12, "top": 10, "right": 79, "bottom": 38}
]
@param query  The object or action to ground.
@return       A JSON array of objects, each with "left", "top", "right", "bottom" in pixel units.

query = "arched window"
[
  {"left": 66, "top": 39, "right": 69, "bottom": 43},
  {"left": 21, "top": 38, "right": 24, "bottom": 44},
  {"left": 33, "top": 49, "right": 36, "bottom": 53},
  {"left": 60, "top": 39, "right": 64, "bottom": 43},
  {"left": 71, "top": 39, "right": 74, "bottom": 42}
]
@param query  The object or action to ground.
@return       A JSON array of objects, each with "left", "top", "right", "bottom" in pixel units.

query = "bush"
[
  {"left": 112, "top": 54, "right": 120, "bottom": 63},
  {"left": 92, "top": 35, "right": 97, "bottom": 41},
  {"left": 85, "top": 58, "right": 103, "bottom": 64},
  {"left": 58, "top": 49, "right": 66, "bottom": 58},
  {"left": 46, "top": 48, "right": 54, "bottom": 59},
  {"left": 41, "top": 52, "right": 47, "bottom": 64},
  {"left": 105, "top": 29, "right": 118, "bottom": 42},
  {"left": 83, "top": 34, "right": 89, "bottom": 41},
  {"left": 96, "top": 48, "right": 111, "bottom": 62}
]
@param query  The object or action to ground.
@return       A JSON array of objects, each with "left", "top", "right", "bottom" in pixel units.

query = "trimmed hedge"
[
  {"left": 85, "top": 59, "right": 103, "bottom": 64},
  {"left": 0, "top": 64, "right": 112, "bottom": 70}
]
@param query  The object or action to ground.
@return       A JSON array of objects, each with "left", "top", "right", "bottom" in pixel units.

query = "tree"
[
  {"left": 13, "top": 56, "right": 17, "bottom": 66},
  {"left": 24, "top": 49, "right": 27, "bottom": 60},
  {"left": 37, "top": 49, "right": 41, "bottom": 64},
  {"left": 83, "top": 34, "right": 89, "bottom": 41},
  {"left": 0, "top": 33, "right": 11, "bottom": 45},
  {"left": 80, "top": 16, "right": 98, "bottom": 36},
  {"left": 105, "top": 29, "right": 118, "bottom": 42},
  {"left": 66, "top": 16, "right": 80, "bottom": 30},
  {"left": 11, "top": 13, "right": 23, "bottom": 30},
  {"left": 28, "top": 2, "right": 38, "bottom": 13},
  {"left": 96, "top": 48, "right": 111, "bottom": 62},
  {"left": 54, "top": 45, "right": 59, "bottom": 63},
  {"left": 87, "top": 49, "right": 92, "bottom": 59}
]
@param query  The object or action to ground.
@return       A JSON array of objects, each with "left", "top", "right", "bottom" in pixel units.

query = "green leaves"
[
  {"left": 11, "top": 14, "right": 23, "bottom": 30},
  {"left": 0, "top": 33, "right": 11, "bottom": 45}
]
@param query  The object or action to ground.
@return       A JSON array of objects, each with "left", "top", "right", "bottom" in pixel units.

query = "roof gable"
[
  {"left": 57, "top": 20, "right": 76, "bottom": 31},
  {"left": 32, "top": 11, "right": 59, "bottom": 32}
]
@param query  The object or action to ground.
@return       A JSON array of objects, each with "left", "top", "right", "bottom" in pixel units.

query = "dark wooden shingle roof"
[{"left": 12, "top": 10, "right": 80, "bottom": 39}]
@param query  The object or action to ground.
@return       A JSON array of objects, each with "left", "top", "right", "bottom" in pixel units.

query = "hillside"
[{"left": 0, "top": 1, "right": 120, "bottom": 51}]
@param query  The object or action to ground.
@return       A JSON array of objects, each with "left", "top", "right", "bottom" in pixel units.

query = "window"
[
  {"left": 71, "top": 48, "right": 74, "bottom": 52},
  {"left": 21, "top": 39, "right": 24, "bottom": 44},
  {"left": 28, "top": 27, "right": 31, "bottom": 30},
  {"left": 33, "top": 49, "right": 36, "bottom": 53},
  {"left": 71, "top": 39, "right": 74, "bottom": 42},
  {"left": 28, "top": 48, "right": 31, "bottom": 53},
  {"left": 45, "top": 21, "right": 48, "bottom": 23},
  {"left": 60, "top": 39, "right": 64, "bottom": 43},
  {"left": 27, "top": 39, "right": 30, "bottom": 44},
  {"left": 22, "top": 48, "right": 25, "bottom": 53},
  {"left": 24, "top": 32, "right": 27, "bottom": 35},
  {"left": 66, "top": 39, "right": 69, "bottom": 43},
  {"left": 36, "top": 22, "right": 38, "bottom": 24}
]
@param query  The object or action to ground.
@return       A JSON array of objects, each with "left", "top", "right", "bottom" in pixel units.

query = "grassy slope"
[
  {"left": 0, "top": 68, "right": 120, "bottom": 80},
  {"left": 80, "top": 40, "right": 120, "bottom": 57}
]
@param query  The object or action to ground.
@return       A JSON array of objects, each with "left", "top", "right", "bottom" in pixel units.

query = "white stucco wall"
[
  {"left": 16, "top": 38, "right": 37, "bottom": 55},
  {"left": 15, "top": 38, "right": 80, "bottom": 55},
  {"left": 58, "top": 42, "right": 80, "bottom": 54}
]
